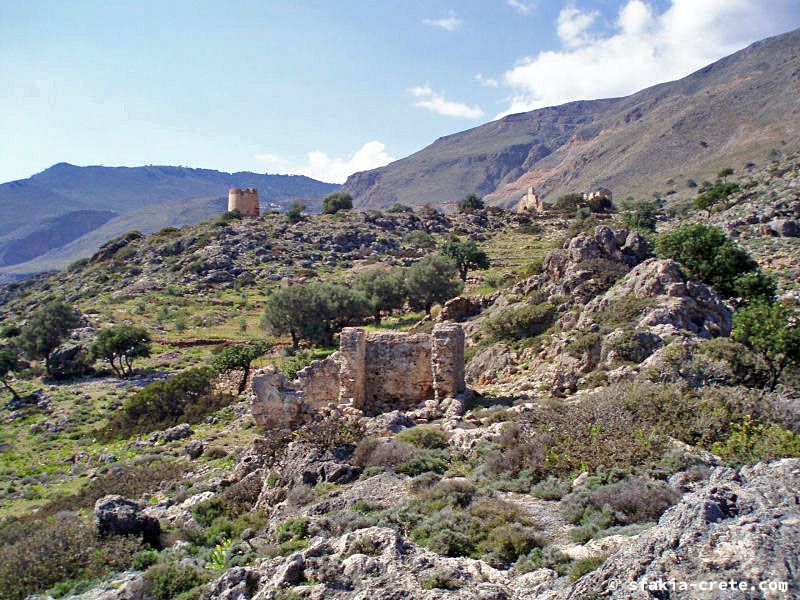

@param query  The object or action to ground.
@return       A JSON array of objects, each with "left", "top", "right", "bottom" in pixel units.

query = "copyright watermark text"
[{"left": 616, "top": 578, "right": 790, "bottom": 594}]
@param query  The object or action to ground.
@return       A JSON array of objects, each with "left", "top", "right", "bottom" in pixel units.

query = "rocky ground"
[{"left": 0, "top": 161, "right": 799, "bottom": 599}]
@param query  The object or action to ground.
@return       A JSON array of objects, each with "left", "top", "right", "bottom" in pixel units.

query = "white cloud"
[
  {"left": 507, "top": 0, "right": 535, "bottom": 15},
  {"left": 475, "top": 73, "right": 500, "bottom": 88},
  {"left": 499, "top": 0, "right": 800, "bottom": 117},
  {"left": 423, "top": 11, "right": 462, "bottom": 31},
  {"left": 410, "top": 85, "right": 485, "bottom": 119},
  {"left": 556, "top": 5, "right": 599, "bottom": 48},
  {"left": 301, "top": 141, "right": 394, "bottom": 183},
  {"left": 254, "top": 141, "right": 394, "bottom": 183}
]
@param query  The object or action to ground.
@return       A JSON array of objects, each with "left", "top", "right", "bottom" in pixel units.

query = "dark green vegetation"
[
  {"left": 19, "top": 300, "right": 81, "bottom": 378},
  {"left": 440, "top": 238, "right": 490, "bottom": 281},
  {"left": 656, "top": 224, "right": 774, "bottom": 300},
  {"left": 90, "top": 325, "right": 152, "bottom": 378},
  {"left": 321, "top": 192, "right": 354, "bottom": 214}
]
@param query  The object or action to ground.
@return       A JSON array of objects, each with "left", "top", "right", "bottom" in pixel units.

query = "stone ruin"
[
  {"left": 251, "top": 322, "right": 466, "bottom": 430},
  {"left": 517, "top": 186, "right": 613, "bottom": 213}
]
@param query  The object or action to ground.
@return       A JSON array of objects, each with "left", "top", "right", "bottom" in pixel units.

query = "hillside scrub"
[
  {"left": 90, "top": 324, "right": 152, "bottom": 377},
  {"left": 655, "top": 224, "right": 764, "bottom": 298}
]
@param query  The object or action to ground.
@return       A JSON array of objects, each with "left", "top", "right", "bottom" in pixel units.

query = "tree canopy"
[
  {"left": 732, "top": 302, "right": 800, "bottom": 389},
  {"left": 90, "top": 325, "right": 152, "bottom": 378},
  {"left": 353, "top": 268, "right": 406, "bottom": 324},
  {"left": 322, "top": 192, "right": 353, "bottom": 214},
  {"left": 440, "top": 238, "right": 490, "bottom": 281},
  {"left": 212, "top": 343, "right": 270, "bottom": 394},
  {"left": 655, "top": 224, "right": 759, "bottom": 298},
  {"left": 457, "top": 194, "right": 484, "bottom": 213},
  {"left": 405, "top": 255, "right": 464, "bottom": 315},
  {"left": 262, "top": 281, "right": 370, "bottom": 347},
  {"left": 19, "top": 301, "right": 80, "bottom": 372}
]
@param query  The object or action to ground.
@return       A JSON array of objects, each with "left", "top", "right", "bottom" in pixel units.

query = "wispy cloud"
[
  {"left": 422, "top": 10, "right": 462, "bottom": 31},
  {"left": 255, "top": 141, "right": 394, "bottom": 184},
  {"left": 507, "top": 0, "right": 535, "bottom": 15},
  {"left": 499, "top": 0, "right": 800, "bottom": 117},
  {"left": 410, "top": 86, "right": 484, "bottom": 119},
  {"left": 475, "top": 73, "right": 499, "bottom": 88}
]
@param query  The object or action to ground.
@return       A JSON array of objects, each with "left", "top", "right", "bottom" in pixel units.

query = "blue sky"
[{"left": 1, "top": 0, "right": 799, "bottom": 184}]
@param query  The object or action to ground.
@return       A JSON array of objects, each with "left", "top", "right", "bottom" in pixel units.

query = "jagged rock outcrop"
[
  {"left": 561, "top": 459, "right": 800, "bottom": 599},
  {"left": 577, "top": 258, "right": 733, "bottom": 339}
]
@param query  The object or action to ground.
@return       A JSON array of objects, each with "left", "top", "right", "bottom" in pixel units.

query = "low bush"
[
  {"left": 0, "top": 514, "right": 145, "bottom": 600},
  {"left": 397, "top": 425, "right": 449, "bottom": 449},
  {"left": 144, "top": 563, "right": 206, "bottom": 600},
  {"left": 530, "top": 476, "right": 571, "bottom": 500},
  {"left": 711, "top": 417, "right": 800, "bottom": 465},
  {"left": 514, "top": 547, "right": 572, "bottom": 575},
  {"left": 396, "top": 448, "right": 450, "bottom": 476},
  {"left": 105, "top": 367, "right": 229, "bottom": 438},
  {"left": 483, "top": 302, "right": 555, "bottom": 341}
]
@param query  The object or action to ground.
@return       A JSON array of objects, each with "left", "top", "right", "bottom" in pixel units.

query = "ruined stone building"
[
  {"left": 228, "top": 187, "right": 260, "bottom": 217},
  {"left": 517, "top": 186, "right": 553, "bottom": 214},
  {"left": 251, "top": 322, "right": 466, "bottom": 430},
  {"left": 517, "top": 185, "right": 613, "bottom": 213}
]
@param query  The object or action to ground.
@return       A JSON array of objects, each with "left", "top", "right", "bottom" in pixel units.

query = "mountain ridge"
[{"left": 342, "top": 27, "right": 800, "bottom": 210}]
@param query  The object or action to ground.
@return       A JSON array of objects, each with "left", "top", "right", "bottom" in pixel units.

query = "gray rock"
[
  {"left": 562, "top": 459, "right": 800, "bottom": 598},
  {"left": 47, "top": 342, "right": 91, "bottom": 380},
  {"left": 94, "top": 494, "right": 161, "bottom": 546}
]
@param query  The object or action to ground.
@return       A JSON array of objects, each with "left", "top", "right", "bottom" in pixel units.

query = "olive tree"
[
  {"left": 0, "top": 347, "right": 26, "bottom": 400},
  {"left": 90, "top": 325, "right": 152, "bottom": 377},
  {"left": 353, "top": 268, "right": 406, "bottom": 325},
  {"left": 20, "top": 300, "right": 80, "bottom": 374},
  {"left": 440, "top": 238, "right": 490, "bottom": 281},
  {"left": 405, "top": 256, "right": 464, "bottom": 315}
]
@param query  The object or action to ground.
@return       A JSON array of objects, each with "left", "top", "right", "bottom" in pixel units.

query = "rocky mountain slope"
[
  {"left": 0, "top": 164, "right": 338, "bottom": 274},
  {"left": 0, "top": 155, "right": 798, "bottom": 599},
  {"left": 342, "top": 27, "right": 800, "bottom": 210}
]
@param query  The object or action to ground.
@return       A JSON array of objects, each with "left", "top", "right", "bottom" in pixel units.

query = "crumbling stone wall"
[{"left": 251, "top": 322, "right": 466, "bottom": 429}]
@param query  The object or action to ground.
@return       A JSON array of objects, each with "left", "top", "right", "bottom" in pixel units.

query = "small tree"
[
  {"left": 20, "top": 300, "right": 80, "bottom": 373},
  {"left": 353, "top": 268, "right": 406, "bottom": 325},
  {"left": 388, "top": 203, "right": 414, "bottom": 213},
  {"left": 457, "top": 194, "right": 484, "bottom": 213},
  {"left": 405, "top": 256, "right": 464, "bottom": 315},
  {"left": 91, "top": 325, "right": 152, "bottom": 378},
  {"left": 212, "top": 343, "right": 270, "bottom": 394},
  {"left": 656, "top": 224, "right": 757, "bottom": 298},
  {"left": 0, "top": 347, "right": 26, "bottom": 400},
  {"left": 717, "top": 167, "right": 734, "bottom": 180},
  {"left": 555, "top": 193, "right": 583, "bottom": 212},
  {"left": 440, "top": 238, "right": 490, "bottom": 281},
  {"left": 732, "top": 302, "right": 800, "bottom": 389},
  {"left": 322, "top": 192, "right": 353, "bottom": 214},
  {"left": 262, "top": 282, "right": 369, "bottom": 347},
  {"left": 621, "top": 200, "right": 657, "bottom": 232},
  {"left": 286, "top": 201, "right": 305, "bottom": 223}
]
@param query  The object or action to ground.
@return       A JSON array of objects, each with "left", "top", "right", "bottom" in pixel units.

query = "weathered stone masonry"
[{"left": 252, "top": 322, "right": 466, "bottom": 430}]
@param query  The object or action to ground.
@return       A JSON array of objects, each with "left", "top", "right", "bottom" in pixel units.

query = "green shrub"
[
  {"left": 144, "top": 563, "right": 205, "bottom": 600},
  {"left": 594, "top": 296, "right": 653, "bottom": 326},
  {"left": 192, "top": 497, "right": 225, "bottom": 527},
  {"left": 322, "top": 192, "right": 353, "bottom": 214},
  {"left": 711, "top": 417, "right": 800, "bottom": 465},
  {"left": 569, "top": 555, "right": 607, "bottom": 580},
  {"left": 420, "top": 570, "right": 462, "bottom": 590},
  {"left": 396, "top": 448, "right": 450, "bottom": 476},
  {"left": 477, "top": 522, "right": 545, "bottom": 565},
  {"left": 107, "top": 367, "right": 226, "bottom": 437},
  {"left": 530, "top": 476, "right": 571, "bottom": 500},
  {"left": 397, "top": 425, "right": 449, "bottom": 449},
  {"left": 655, "top": 224, "right": 757, "bottom": 298},
  {"left": 403, "top": 230, "right": 437, "bottom": 249},
  {"left": 483, "top": 302, "right": 555, "bottom": 341},
  {"left": 131, "top": 549, "right": 160, "bottom": 570},
  {"left": 514, "top": 547, "right": 572, "bottom": 576}
]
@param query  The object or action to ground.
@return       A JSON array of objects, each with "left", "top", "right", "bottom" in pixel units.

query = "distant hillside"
[
  {"left": 0, "top": 164, "right": 338, "bottom": 273},
  {"left": 342, "top": 28, "right": 800, "bottom": 210}
]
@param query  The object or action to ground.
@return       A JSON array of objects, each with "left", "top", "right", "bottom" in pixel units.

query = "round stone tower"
[{"left": 227, "top": 188, "right": 260, "bottom": 217}]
